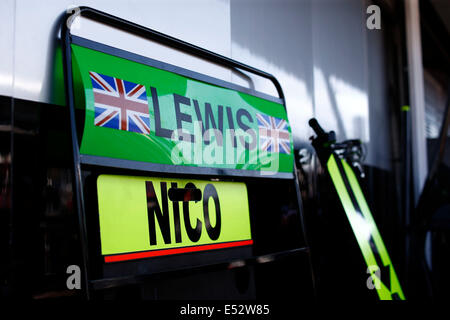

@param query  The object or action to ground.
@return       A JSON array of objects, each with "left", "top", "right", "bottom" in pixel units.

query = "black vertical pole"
[
  {"left": 61, "top": 12, "right": 91, "bottom": 300},
  {"left": 60, "top": 6, "right": 317, "bottom": 300}
]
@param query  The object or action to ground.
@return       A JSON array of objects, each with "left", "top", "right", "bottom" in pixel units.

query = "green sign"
[
  {"left": 327, "top": 154, "right": 405, "bottom": 300},
  {"left": 97, "top": 175, "right": 252, "bottom": 262},
  {"left": 71, "top": 44, "right": 293, "bottom": 175}
]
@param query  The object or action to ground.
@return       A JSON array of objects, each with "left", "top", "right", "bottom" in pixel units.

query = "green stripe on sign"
[
  {"left": 327, "top": 154, "right": 405, "bottom": 300},
  {"left": 341, "top": 160, "right": 405, "bottom": 300}
]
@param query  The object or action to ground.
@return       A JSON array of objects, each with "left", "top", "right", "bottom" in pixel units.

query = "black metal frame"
[
  {"left": 70, "top": 34, "right": 293, "bottom": 179},
  {"left": 61, "top": 6, "right": 314, "bottom": 299}
]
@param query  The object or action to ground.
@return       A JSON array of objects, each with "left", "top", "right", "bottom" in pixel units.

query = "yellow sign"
[{"left": 97, "top": 175, "right": 252, "bottom": 262}]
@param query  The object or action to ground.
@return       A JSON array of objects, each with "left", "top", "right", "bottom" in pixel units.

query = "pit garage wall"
[
  {"left": 0, "top": 0, "right": 401, "bottom": 297},
  {"left": 1, "top": 0, "right": 393, "bottom": 171},
  {"left": 230, "top": 0, "right": 403, "bottom": 291},
  {"left": 0, "top": 0, "right": 232, "bottom": 103}
]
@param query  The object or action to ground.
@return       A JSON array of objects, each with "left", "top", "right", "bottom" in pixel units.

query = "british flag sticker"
[
  {"left": 256, "top": 113, "right": 291, "bottom": 154},
  {"left": 89, "top": 71, "right": 151, "bottom": 134}
]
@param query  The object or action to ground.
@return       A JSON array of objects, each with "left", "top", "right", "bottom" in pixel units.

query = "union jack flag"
[
  {"left": 89, "top": 71, "right": 150, "bottom": 134},
  {"left": 256, "top": 113, "right": 291, "bottom": 154}
]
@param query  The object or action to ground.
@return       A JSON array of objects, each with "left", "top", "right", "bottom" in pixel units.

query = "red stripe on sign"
[{"left": 104, "top": 239, "right": 253, "bottom": 263}]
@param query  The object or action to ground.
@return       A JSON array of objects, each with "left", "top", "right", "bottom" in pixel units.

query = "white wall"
[
  {"left": 230, "top": 0, "right": 314, "bottom": 150},
  {"left": 1, "top": 0, "right": 394, "bottom": 170}
]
